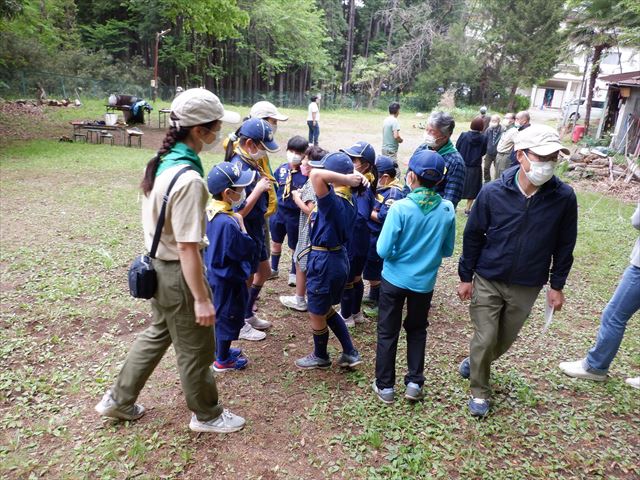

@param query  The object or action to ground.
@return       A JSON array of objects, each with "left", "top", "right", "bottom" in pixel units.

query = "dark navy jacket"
[
  {"left": 456, "top": 130, "right": 487, "bottom": 168},
  {"left": 458, "top": 166, "right": 577, "bottom": 290}
]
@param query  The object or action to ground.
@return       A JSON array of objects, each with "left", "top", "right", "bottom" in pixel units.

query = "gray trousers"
[
  {"left": 483, "top": 153, "right": 496, "bottom": 182},
  {"left": 494, "top": 152, "right": 512, "bottom": 179},
  {"left": 112, "top": 259, "right": 223, "bottom": 421},
  {"left": 468, "top": 274, "right": 541, "bottom": 399}
]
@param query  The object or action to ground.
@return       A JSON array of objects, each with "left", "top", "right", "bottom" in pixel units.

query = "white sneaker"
[
  {"left": 238, "top": 323, "right": 266, "bottom": 341},
  {"left": 343, "top": 315, "right": 355, "bottom": 328},
  {"left": 95, "top": 389, "right": 145, "bottom": 421},
  {"left": 625, "top": 377, "right": 640, "bottom": 389},
  {"left": 353, "top": 312, "right": 366, "bottom": 324},
  {"left": 189, "top": 410, "right": 245, "bottom": 433},
  {"left": 559, "top": 360, "right": 607, "bottom": 381},
  {"left": 288, "top": 273, "right": 297, "bottom": 287},
  {"left": 245, "top": 315, "right": 272, "bottom": 331},
  {"left": 279, "top": 295, "right": 308, "bottom": 312}
]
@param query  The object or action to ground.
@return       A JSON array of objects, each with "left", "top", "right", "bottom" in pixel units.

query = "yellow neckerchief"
[
  {"left": 206, "top": 199, "right": 234, "bottom": 221},
  {"left": 364, "top": 171, "right": 375, "bottom": 184},
  {"left": 234, "top": 145, "right": 278, "bottom": 217},
  {"left": 377, "top": 178, "right": 403, "bottom": 192},
  {"left": 334, "top": 185, "right": 353, "bottom": 206},
  {"left": 283, "top": 164, "right": 300, "bottom": 200}
]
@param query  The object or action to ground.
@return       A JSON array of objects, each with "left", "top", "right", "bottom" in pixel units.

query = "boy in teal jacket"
[{"left": 372, "top": 149, "right": 455, "bottom": 403}]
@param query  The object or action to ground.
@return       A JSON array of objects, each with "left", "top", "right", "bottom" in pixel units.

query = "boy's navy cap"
[
  {"left": 376, "top": 155, "right": 397, "bottom": 174},
  {"left": 238, "top": 118, "right": 279, "bottom": 152},
  {"left": 207, "top": 162, "right": 256, "bottom": 195},
  {"left": 340, "top": 141, "right": 376, "bottom": 164},
  {"left": 408, "top": 149, "right": 446, "bottom": 182},
  {"left": 308, "top": 152, "right": 354, "bottom": 174}
]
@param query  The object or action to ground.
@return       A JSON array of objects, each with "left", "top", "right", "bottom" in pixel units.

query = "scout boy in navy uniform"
[
  {"left": 269, "top": 135, "right": 310, "bottom": 286},
  {"left": 339, "top": 141, "right": 377, "bottom": 327},
  {"left": 225, "top": 118, "right": 279, "bottom": 341},
  {"left": 204, "top": 162, "right": 258, "bottom": 371},
  {"left": 294, "top": 152, "right": 366, "bottom": 370},
  {"left": 363, "top": 155, "right": 406, "bottom": 316}
]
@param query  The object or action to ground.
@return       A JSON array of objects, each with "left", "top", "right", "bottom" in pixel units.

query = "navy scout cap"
[
  {"left": 207, "top": 162, "right": 256, "bottom": 195},
  {"left": 375, "top": 155, "right": 397, "bottom": 174},
  {"left": 238, "top": 118, "right": 279, "bottom": 152},
  {"left": 308, "top": 152, "right": 354, "bottom": 174},
  {"left": 341, "top": 141, "right": 376, "bottom": 164},
  {"left": 408, "top": 149, "right": 446, "bottom": 182}
]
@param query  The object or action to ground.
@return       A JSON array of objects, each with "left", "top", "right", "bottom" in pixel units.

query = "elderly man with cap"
[
  {"left": 415, "top": 111, "right": 466, "bottom": 209},
  {"left": 372, "top": 149, "right": 455, "bottom": 403},
  {"left": 456, "top": 124, "right": 577, "bottom": 417}
]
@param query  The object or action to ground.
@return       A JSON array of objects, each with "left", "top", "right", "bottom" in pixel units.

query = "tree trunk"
[
  {"left": 342, "top": 0, "right": 356, "bottom": 94},
  {"left": 584, "top": 44, "right": 607, "bottom": 137},
  {"left": 507, "top": 81, "right": 519, "bottom": 111}
]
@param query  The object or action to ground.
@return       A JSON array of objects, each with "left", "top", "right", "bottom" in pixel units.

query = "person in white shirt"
[{"left": 307, "top": 95, "right": 321, "bottom": 146}]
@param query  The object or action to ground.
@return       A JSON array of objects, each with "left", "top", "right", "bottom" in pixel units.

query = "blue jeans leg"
[{"left": 585, "top": 265, "right": 640, "bottom": 374}]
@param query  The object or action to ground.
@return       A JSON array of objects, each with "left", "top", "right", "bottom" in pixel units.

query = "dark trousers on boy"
[{"left": 375, "top": 278, "right": 433, "bottom": 389}]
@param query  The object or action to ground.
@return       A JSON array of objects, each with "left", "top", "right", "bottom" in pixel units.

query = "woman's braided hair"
[{"left": 140, "top": 113, "right": 193, "bottom": 196}]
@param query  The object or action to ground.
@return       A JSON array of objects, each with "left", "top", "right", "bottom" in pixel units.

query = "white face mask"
[
  {"left": 230, "top": 189, "right": 246, "bottom": 208},
  {"left": 248, "top": 145, "right": 267, "bottom": 160},
  {"left": 523, "top": 152, "right": 556, "bottom": 186},
  {"left": 514, "top": 122, "right": 522, "bottom": 129},
  {"left": 423, "top": 132, "right": 438, "bottom": 148},
  {"left": 200, "top": 131, "right": 220, "bottom": 152},
  {"left": 287, "top": 151, "right": 302, "bottom": 165}
]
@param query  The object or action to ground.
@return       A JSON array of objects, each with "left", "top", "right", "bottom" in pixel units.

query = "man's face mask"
[{"left": 522, "top": 151, "right": 557, "bottom": 186}]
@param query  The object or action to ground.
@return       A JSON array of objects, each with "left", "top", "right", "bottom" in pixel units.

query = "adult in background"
[
  {"left": 382, "top": 102, "right": 404, "bottom": 160},
  {"left": 307, "top": 95, "right": 321, "bottom": 146},
  {"left": 483, "top": 114, "right": 503, "bottom": 183},
  {"left": 457, "top": 124, "right": 577, "bottom": 417},
  {"left": 456, "top": 116, "right": 487, "bottom": 215},
  {"left": 559, "top": 201, "right": 640, "bottom": 389},
  {"left": 95, "top": 88, "right": 246, "bottom": 433},
  {"left": 415, "top": 111, "right": 466, "bottom": 210},
  {"left": 495, "top": 111, "right": 530, "bottom": 178},
  {"left": 479, "top": 106, "right": 490, "bottom": 132}
]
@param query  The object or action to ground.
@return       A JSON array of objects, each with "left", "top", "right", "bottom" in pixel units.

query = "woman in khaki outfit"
[{"left": 95, "top": 88, "right": 246, "bottom": 433}]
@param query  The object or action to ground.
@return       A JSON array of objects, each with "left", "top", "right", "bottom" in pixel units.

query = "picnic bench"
[{"left": 71, "top": 121, "right": 144, "bottom": 147}]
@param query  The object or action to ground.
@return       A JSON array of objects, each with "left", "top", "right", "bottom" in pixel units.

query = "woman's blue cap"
[
  {"left": 308, "top": 152, "right": 354, "bottom": 174},
  {"left": 238, "top": 118, "right": 279, "bottom": 152}
]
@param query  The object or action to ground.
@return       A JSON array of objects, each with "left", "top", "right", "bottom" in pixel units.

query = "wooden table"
[
  {"left": 158, "top": 108, "right": 171, "bottom": 129},
  {"left": 71, "top": 122, "right": 127, "bottom": 145}
]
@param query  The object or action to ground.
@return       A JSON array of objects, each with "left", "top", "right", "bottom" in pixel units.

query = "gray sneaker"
[
  {"left": 337, "top": 350, "right": 362, "bottom": 368},
  {"left": 295, "top": 353, "right": 331, "bottom": 370},
  {"left": 371, "top": 380, "right": 394, "bottom": 404},
  {"left": 95, "top": 389, "right": 145, "bottom": 421},
  {"left": 404, "top": 382, "right": 424, "bottom": 401},
  {"left": 245, "top": 315, "right": 272, "bottom": 331},
  {"left": 189, "top": 410, "right": 245, "bottom": 433},
  {"left": 279, "top": 295, "right": 308, "bottom": 312}
]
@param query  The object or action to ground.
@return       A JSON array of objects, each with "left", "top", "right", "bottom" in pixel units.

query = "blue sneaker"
[
  {"left": 295, "top": 353, "right": 331, "bottom": 370},
  {"left": 337, "top": 350, "right": 362, "bottom": 368},
  {"left": 371, "top": 380, "right": 395, "bottom": 404},
  {"left": 229, "top": 347, "right": 243, "bottom": 359},
  {"left": 213, "top": 356, "right": 249, "bottom": 372},
  {"left": 468, "top": 397, "right": 490, "bottom": 417},
  {"left": 459, "top": 357, "right": 470, "bottom": 379},
  {"left": 404, "top": 382, "right": 424, "bottom": 401}
]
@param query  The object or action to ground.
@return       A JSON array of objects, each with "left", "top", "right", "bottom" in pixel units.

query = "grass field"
[{"left": 0, "top": 112, "right": 638, "bottom": 479}]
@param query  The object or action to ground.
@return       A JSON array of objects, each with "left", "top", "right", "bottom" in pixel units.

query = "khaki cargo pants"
[
  {"left": 468, "top": 274, "right": 541, "bottom": 399},
  {"left": 112, "top": 259, "right": 223, "bottom": 422},
  {"left": 494, "top": 152, "right": 512, "bottom": 179}
]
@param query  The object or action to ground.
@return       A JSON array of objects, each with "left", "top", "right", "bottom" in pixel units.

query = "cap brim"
[
  {"left": 272, "top": 113, "right": 288, "bottom": 121},
  {"left": 340, "top": 147, "right": 361, "bottom": 157},
  {"left": 219, "top": 110, "right": 241, "bottom": 124},
  {"left": 529, "top": 143, "right": 570, "bottom": 156},
  {"left": 308, "top": 159, "right": 325, "bottom": 168},
  {"left": 261, "top": 139, "right": 280, "bottom": 153},
  {"left": 231, "top": 169, "right": 256, "bottom": 188}
]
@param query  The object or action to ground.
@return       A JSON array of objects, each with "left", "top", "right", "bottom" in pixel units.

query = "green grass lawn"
[{"left": 1, "top": 137, "right": 638, "bottom": 479}]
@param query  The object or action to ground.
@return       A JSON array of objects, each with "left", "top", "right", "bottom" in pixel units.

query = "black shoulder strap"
[{"left": 149, "top": 165, "right": 194, "bottom": 258}]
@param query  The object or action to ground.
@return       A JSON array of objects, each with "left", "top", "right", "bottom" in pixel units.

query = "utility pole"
[{"left": 153, "top": 28, "right": 171, "bottom": 102}]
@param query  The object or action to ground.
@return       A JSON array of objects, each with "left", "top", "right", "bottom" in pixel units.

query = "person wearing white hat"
[
  {"left": 95, "top": 88, "right": 247, "bottom": 433},
  {"left": 457, "top": 124, "right": 577, "bottom": 417}
]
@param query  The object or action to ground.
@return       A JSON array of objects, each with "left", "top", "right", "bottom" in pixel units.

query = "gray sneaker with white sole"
[{"left": 189, "top": 410, "right": 246, "bottom": 433}]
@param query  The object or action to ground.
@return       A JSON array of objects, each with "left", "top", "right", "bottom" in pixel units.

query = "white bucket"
[{"left": 105, "top": 113, "right": 118, "bottom": 126}]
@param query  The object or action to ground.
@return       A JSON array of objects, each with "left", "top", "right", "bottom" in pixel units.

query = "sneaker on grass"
[
  {"left": 238, "top": 323, "right": 266, "bottom": 341},
  {"left": 268, "top": 269, "right": 279, "bottom": 280},
  {"left": 213, "top": 356, "right": 249, "bottom": 372},
  {"left": 337, "top": 350, "right": 362, "bottom": 368},
  {"left": 625, "top": 377, "right": 640, "bottom": 389},
  {"left": 189, "top": 410, "right": 245, "bottom": 433},
  {"left": 559, "top": 360, "right": 607, "bottom": 382},
  {"left": 353, "top": 312, "right": 366, "bottom": 324},
  {"left": 458, "top": 357, "right": 470, "bottom": 379},
  {"left": 337, "top": 310, "right": 355, "bottom": 328},
  {"left": 95, "top": 390, "right": 145, "bottom": 421},
  {"left": 279, "top": 295, "right": 308, "bottom": 312},
  {"left": 371, "top": 380, "right": 394, "bottom": 404},
  {"left": 295, "top": 353, "right": 331, "bottom": 370},
  {"left": 288, "top": 273, "right": 297, "bottom": 287},
  {"left": 245, "top": 315, "right": 272, "bottom": 330},
  {"left": 468, "top": 397, "right": 490, "bottom": 417},
  {"left": 404, "top": 382, "right": 424, "bottom": 401}
]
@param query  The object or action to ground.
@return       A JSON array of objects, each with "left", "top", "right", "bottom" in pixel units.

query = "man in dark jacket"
[{"left": 456, "top": 124, "right": 577, "bottom": 417}]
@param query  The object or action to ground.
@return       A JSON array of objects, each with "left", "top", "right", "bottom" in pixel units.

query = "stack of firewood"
[{"left": 566, "top": 150, "right": 639, "bottom": 183}]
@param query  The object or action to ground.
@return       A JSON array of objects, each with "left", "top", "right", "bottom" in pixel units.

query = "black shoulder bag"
[{"left": 128, "top": 166, "right": 193, "bottom": 299}]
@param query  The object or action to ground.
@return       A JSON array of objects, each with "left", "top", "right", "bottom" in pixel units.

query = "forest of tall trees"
[{"left": 0, "top": 0, "right": 638, "bottom": 110}]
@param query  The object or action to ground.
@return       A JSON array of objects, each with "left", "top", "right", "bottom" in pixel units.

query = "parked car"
[{"left": 562, "top": 98, "right": 605, "bottom": 121}]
